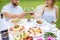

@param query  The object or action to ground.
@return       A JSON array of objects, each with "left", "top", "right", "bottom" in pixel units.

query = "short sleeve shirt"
[{"left": 1, "top": 3, "right": 23, "bottom": 21}]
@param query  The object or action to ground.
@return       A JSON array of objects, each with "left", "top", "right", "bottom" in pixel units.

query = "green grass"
[{"left": 0, "top": 0, "right": 60, "bottom": 29}]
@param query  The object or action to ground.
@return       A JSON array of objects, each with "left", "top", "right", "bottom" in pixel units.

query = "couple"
[
  {"left": 0, "top": 0, "right": 58, "bottom": 40},
  {"left": 1, "top": 0, "right": 58, "bottom": 24}
]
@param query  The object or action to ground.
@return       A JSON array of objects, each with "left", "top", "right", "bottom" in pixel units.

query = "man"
[
  {"left": 1, "top": 0, "right": 26, "bottom": 40},
  {"left": 1, "top": 0, "right": 26, "bottom": 21}
]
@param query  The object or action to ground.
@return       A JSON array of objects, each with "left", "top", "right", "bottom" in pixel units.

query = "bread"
[{"left": 37, "top": 20, "right": 42, "bottom": 24}]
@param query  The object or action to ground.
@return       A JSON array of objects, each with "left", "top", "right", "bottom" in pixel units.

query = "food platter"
[
  {"left": 10, "top": 18, "right": 25, "bottom": 24},
  {"left": 8, "top": 19, "right": 45, "bottom": 40},
  {"left": 8, "top": 24, "right": 43, "bottom": 40},
  {"left": 8, "top": 24, "right": 24, "bottom": 35},
  {"left": 27, "top": 26, "right": 44, "bottom": 38}
]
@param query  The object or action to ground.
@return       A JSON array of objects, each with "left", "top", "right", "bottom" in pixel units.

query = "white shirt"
[
  {"left": 41, "top": 6, "right": 56, "bottom": 23},
  {"left": 1, "top": 3, "right": 23, "bottom": 20},
  {"left": 0, "top": 18, "right": 10, "bottom": 31}
]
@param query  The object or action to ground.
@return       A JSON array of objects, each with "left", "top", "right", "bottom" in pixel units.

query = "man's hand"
[{"left": 18, "top": 13, "right": 27, "bottom": 19}]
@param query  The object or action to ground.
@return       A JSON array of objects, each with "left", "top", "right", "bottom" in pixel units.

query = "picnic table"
[{"left": 0, "top": 19, "right": 60, "bottom": 40}]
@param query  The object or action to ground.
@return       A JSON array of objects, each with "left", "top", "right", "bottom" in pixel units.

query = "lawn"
[{"left": 0, "top": 0, "right": 60, "bottom": 29}]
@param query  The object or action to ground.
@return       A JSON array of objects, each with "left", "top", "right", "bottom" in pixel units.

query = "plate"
[
  {"left": 36, "top": 20, "right": 45, "bottom": 26},
  {"left": 8, "top": 25, "right": 24, "bottom": 35},
  {"left": 10, "top": 18, "right": 22, "bottom": 24},
  {"left": 27, "top": 26, "right": 44, "bottom": 38}
]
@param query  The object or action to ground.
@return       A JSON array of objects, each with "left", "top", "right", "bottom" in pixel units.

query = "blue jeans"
[{"left": 0, "top": 29, "right": 9, "bottom": 40}]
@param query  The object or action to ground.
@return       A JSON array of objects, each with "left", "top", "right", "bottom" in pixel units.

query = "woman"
[{"left": 34, "top": 0, "right": 59, "bottom": 24}]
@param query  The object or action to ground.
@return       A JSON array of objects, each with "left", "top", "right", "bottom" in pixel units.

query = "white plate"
[
  {"left": 33, "top": 30, "right": 44, "bottom": 38},
  {"left": 36, "top": 20, "right": 45, "bottom": 26},
  {"left": 28, "top": 29, "right": 44, "bottom": 38}
]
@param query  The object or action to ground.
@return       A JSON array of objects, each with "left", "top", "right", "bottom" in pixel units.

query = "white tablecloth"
[{"left": 0, "top": 19, "right": 60, "bottom": 40}]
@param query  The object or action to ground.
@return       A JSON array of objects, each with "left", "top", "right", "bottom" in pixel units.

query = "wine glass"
[{"left": 24, "top": 7, "right": 34, "bottom": 22}]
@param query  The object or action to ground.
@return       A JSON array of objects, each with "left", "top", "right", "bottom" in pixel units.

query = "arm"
[
  {"left": 34, "top": 5, "right": 45, "bottom": 19},
  {"left": 3, "top": 12, "right": 18, "bottom": 19},
  {"left": 3, "top": 12, "right": 26, "bottom": 19}
]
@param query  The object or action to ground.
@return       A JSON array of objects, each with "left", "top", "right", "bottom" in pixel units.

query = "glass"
[
  {"left": 24, "top": 7, "right": 34, "bottom": 12},
  {"left": 29, "top": 12, "right": 34, "bottom": 15},
  {"left": 24, "top": 7, "right": 34, "bottom": 22}
]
